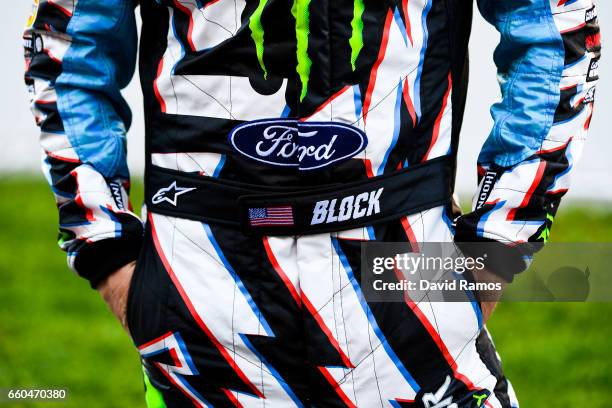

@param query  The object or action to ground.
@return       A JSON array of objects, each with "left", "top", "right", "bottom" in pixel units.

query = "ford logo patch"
[{"left": 229, "top": 119, "right": 368, "bottom": 171}]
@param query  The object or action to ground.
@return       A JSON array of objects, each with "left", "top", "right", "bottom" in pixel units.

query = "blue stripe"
[
  {"left": 174, "top": 332, "right": 199, "bottom": 374},
  {"left": 100, "top": 206, "right": 122, "bottom": 238},
  {"left": 377, "top": 81, "right": 403, "bottom": 176},
  {"left": 453, "top": 272, "right": 483, "bottom": 330},
  {"left": 393, "top": 7, "right": 408, "bottom": 46},
  {"left": 564, "top": 54, "right": 586, "bottom": 69},
  {"left": 548, "top": 142, "right": 573, "bottom": 191},
  {"left": 141, "top": 333, "right": 212, "bottom": 406},
  {"left": 212, "top": 155, "right": 226, "bottom": 178},
  {"left": 171, "top": 8, "right": 186, "bottom": 73},
  {"left": 442, "top": 206, "right": 455, "bottom": 234},
  {"left": 203, "top": 223, "right": 274, "bottom": 337},
  {"left": 176, "top": 375, "right": 213, "bottom": 407},
  {"left": 476, "top": 200, "right": 506, "bottom": 238},
  {"left": 367, "top": 226, "right": 376, "bottom": 240},
  {"left": 239, "top": 334, "right": 304, "bottom": 407},
  {"left": 331, "top": 237, "right": 420, "bottom": 392},
  {"left": 281, "top": 104, "right": 291, "bottom": 118},
  {"left": 353, "top": 85, "right": 363, "bottom": 122},
  {"left": 60, "top": 221, "right": 91, "bottom": 228}
]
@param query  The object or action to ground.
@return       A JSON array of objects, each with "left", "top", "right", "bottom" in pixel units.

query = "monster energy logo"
[
  {"left": 292, "top": 0, "right": 312, "bottom": 101},
  {"left": 249, "top": 0, "right": 269, "bottom": 79},
  {"left": 249, "top": 0, "right": 365, "bottom": 101},
  {"left": 537, "top": 213, "right": 555, "bottom": 243},
  {"left": 349, "top": 0, "right": 365, "bottom": 71}
]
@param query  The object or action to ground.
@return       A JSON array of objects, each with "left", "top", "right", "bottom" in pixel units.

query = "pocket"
[
  {"left": 125, "top": 241, "right": 146, "bottom": 338},
  {"left": 125, "top": 223, "right": 170, "bottom": 347}
]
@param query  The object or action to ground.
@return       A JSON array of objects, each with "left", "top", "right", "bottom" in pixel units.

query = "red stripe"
[
  {"left": 153, "top": 58, "right": 167, "bottom": 112},
  {"left": 560, "top": 22, "right": 586, "bottom": 35},
  {"left": 395, "top": 398, "right": 415, "bottom": 404},
  {"left": 263, "top": 239, "right": 353, "bottom": 369},
  {"left": 154, "top": 362, "right": 207, "bottom": 407},
  {"left": 263, "top": 237, "right": 302, "bottom": 306},
  {"left": 362, "top": 10, "right": 394, "bottom": 123},
  {"left": 402, "top": 0, "right": 414, "bottom": 46},
  {"left": 391, "top": 264, "right": 490, "bottom": 402},
  {"left": 46, "top": 150, "right": 80, "bottom": 163},
  {"left": 402, "top": 78, "right": 417, "bottom": 127},
  {"left": 172, "top": 0, "right": 196, "bottom": 52},
  {"left": 302, "top": 296, "right": 354, "bottom": 369},
  {"left": 422, "top": 73, "right": 452, "bottom": 162},
  {"left": 506, "top": 160, "right": 547, "bottom": 222},
  {"left": 138, "top": 332, "right": 207, "bottom": 407},
  {"left": 402, "top": 283, "right": 486, "bottom": 395},
  {"left": 400, "top": 216, "right": 419, "bottom": 252},
  {"left": 47, "top": 0, "right": 72, "bottom": 17},
  {"left": 584, "top": 105, "right": 593, "bottom": 129},
  {"left": 138, "top": 331, "right": 174, "bottom": 351},
  {"left": 301, "top": 85, "right": 351, "bottom": 121},
  {"left": 536, "top": 137, "right": 572, "bottom": 155},
  {"left": 203, "top": 0, "right": 222, "bottom": 9},
  {"left": 221, "top": 389, "right": 244, "bottom": 408},
  {"left": 547, "top": 188, "right": 568, "bottom": 195},
  {"left": 148, "top": 213, "right": 264, "bottom": 399},
  {"left": 43, "top": 48, "right": 61, "bottom": 64},
  {"left": 70, "top": 170, "right": 95, "bottom": 222},
  {"left": 363, "top": 158, "right": 374, "bottom": 178},
  {"left": 318, "top": 367, "right": 357, "bottom": 408},
  {"left": 560, "top": 83, "right": 577, "bottom": 91}
]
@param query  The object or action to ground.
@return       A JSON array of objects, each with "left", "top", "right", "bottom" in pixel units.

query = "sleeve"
[
  {"left": 454, "top": 0, "right": 601, "bottom": 281},
  {"left": 23, "top": 0, "right": 143, "bottom": 288}
]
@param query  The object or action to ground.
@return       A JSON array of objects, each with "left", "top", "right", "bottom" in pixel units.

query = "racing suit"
[{"left": 24, "top": 0, "right": 600, "bottom": 406}]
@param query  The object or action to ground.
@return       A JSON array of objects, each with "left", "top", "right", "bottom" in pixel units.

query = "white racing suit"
[{"left": 23, "top": 0, "right": 601, "bottom": 406}]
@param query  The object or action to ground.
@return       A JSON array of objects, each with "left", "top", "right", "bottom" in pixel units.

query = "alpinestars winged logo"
[{"left": 152, "top": 181, "right": 196, "bottom": 206}]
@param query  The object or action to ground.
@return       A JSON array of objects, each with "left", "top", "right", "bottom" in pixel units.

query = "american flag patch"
[{"left": 248, "top": 206, "right": 294, "bottom": 227}]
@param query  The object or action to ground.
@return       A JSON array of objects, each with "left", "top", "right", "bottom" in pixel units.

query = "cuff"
[
  {"left": 453, "top": 238, "right": 528, "bottom": 282},
  {"left": 74, "top": 235, "right": 144, "bottom": 289}
]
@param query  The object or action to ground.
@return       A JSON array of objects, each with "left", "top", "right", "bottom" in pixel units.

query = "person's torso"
[{"left": 138, "top": 0, "right": 473, "bottom": 188}]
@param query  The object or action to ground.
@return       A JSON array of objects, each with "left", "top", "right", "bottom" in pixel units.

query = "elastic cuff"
[
  {"left": 454, "top": 236, "right": 530, "bottom": 283},
  {"left": 74, "top": 235, "right": 144, "bottom": 289}
]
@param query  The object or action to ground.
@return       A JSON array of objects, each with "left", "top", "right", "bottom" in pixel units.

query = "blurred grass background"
[{"left": 0, "top": 176, "right": 611, "bottom": 407}]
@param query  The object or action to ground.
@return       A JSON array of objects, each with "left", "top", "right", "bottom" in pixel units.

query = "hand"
[
  {"left": 469, "top": 267, "right": 507, "bottom": 324},
  {"left": 96, "top": 261, "right": 136, "bottom": 334}
]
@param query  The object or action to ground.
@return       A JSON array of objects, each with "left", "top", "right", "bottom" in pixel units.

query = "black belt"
[{"left": 146, "top": 156, "right": 453, "bottom": 236}]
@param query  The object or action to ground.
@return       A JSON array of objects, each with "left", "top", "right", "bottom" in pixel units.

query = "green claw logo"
[
  {"left": 250, "top": 0, "right": 364, "bottom": 101},
  {"left": 537, "top": 213, "right": 554, "bottom": 242},
  {"left": 472, "top": 392, "right": 488, "bottom": 406}
]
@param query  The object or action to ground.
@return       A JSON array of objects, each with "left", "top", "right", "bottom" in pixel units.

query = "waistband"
[{"left": 146, "top": 156, "right": 453, "bottom": 236}]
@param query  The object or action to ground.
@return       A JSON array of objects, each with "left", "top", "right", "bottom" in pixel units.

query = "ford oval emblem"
[{"left": 229, "top": 119, "right": 368, "bottom": 171}]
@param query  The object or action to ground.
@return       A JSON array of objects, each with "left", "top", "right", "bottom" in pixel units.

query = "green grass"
[{"left": 0, "top": 177, "right": 611, "bottom": 407}]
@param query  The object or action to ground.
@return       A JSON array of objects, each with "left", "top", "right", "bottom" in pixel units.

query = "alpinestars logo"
[
  {"left": 585, "top": 6, "right": 597, "bottom": 23},
  {"left": 419, "top": 375, "right": 491, "bottom": 408},
  {"left": 311, "top": 188, "right": 383, "bottom": 225},
  {"left": 421, "top": 375, "right": 459, "bottom": 408},
  {"left": 584, "top": 87, "right": 596, "bottom": 104},
  {"left": 587, "top": 58, "right": 599, "bottom": 82},
  {"left": 152, "top": 182, "right": 196, "bottom": 206},
  {"left": 109, "top": 181, "right": 125, "bottom": 210},
  {"left": 476, "top": 171, "right": 498, "bottom": 210}
]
